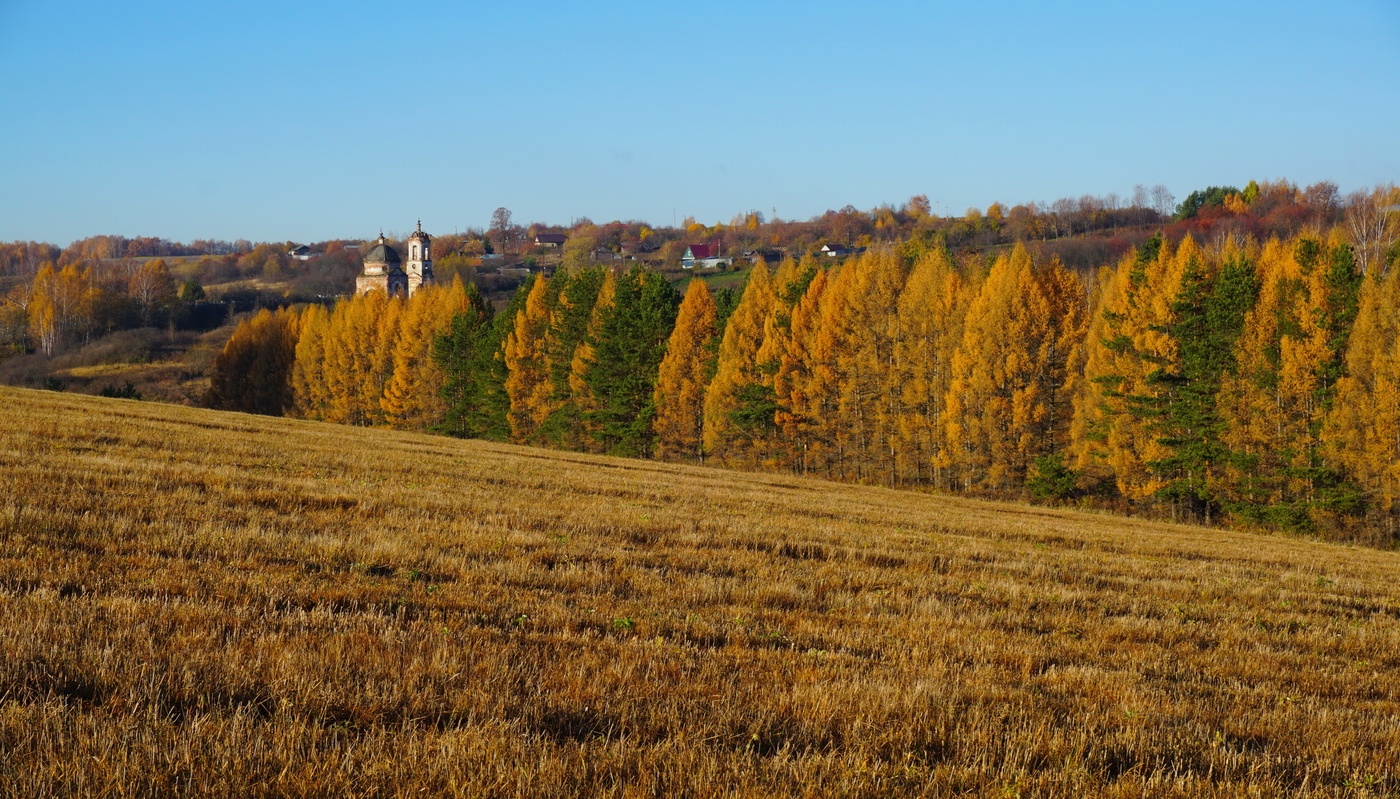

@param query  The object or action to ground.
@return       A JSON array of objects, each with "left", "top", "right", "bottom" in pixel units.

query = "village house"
[
  {"left": 534, "top": 233, "right": 567, "bottom": 248},
  {"left": 681, "top": 243, "right": 733, "bottom": 269}
]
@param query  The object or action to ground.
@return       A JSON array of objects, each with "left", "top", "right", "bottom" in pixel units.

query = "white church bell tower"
[{"left": 405, "top": 220, "right": 434, "bottom": 297}]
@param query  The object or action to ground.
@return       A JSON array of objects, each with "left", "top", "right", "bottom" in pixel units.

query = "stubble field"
[{"left": 0, "top": 386, "right": 1397, "bottom": 797}]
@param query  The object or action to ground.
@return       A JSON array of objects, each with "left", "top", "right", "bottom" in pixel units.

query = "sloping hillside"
[{"left": 1, "top": 387, "right": 1396, "bottom": 797}]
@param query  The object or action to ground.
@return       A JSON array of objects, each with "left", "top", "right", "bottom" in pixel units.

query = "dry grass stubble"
[{"left": 0, "top": 386, "right": 1397, "bottom": 797}]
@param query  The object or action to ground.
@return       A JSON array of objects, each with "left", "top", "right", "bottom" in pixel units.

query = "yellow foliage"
[
  {"left": 1072, "top": 238, "right": 1196, "bottom": 499},
  {"left": 890, "top": 248, "right": 965, "bottom": 485},
  {"left": 504, "top": 277, "right": 552, "bottom": 443},
  {"left": 653, "top": 279, "right": 718, "bottom": 462},
  {"left": 944, "top": 244, "right": 1086, "bottom": 492},
  {"left": 703, "top": 264, "right": 776, "bottom": 465},
  {"left": 1324, "top": 267, "right": 1400, "bottom": 511}
]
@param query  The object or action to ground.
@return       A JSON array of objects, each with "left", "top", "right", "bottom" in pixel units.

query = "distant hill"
[{"left": 1, "top": 386, "right": 1397, "bottom": 796}]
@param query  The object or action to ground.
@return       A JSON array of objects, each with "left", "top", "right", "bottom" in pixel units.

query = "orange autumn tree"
[
  {"left": 382, "top": 279, "right": 471, "bottom": 429},
  {"left": 309, "top": 290, "right": 402, "bottom": 426},
  {"left": 503, "top": 275, "right": 553, "bottom": 443},
  {"left": 798, "top": 248, "right": 908, "bottom": 482},
  {"left": 1323, "top": 260, "right": 1400, "bottom": 534},
  {"left": 653, "top": 278, "right": 718, "bottom": 462},
  {"left": 703, "top": 263, "right": 778, "bottom": 466},
  {"left": 889, "top": 246, "right": 966, "bottom": 486},
  {"left": 1221, "top": 236, "right": 1364, "bottom": 531},
  {"left": 290, "top": 303, "right": 331, "bottom": 419},
  {"left": 774, "top": 267, "right": 831, "bottom": 475},
  {"left": 28, "top": 262, "right": 89, "bottom": 355},
  {"left": 206, "top": 307, "right": 300, "bottom": 415},
  {"left": 943, "top": 244, "right": 1085, "bottom": 493},
  {"left": 1071, "top": 235, "right": 1195, "bottom": 501}
]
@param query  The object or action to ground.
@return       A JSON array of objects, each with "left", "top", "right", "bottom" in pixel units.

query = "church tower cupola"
[
  {"left": 405, "top": 220, "right": 434, "bottom": 297},
  {"left": 356, "top": 233, "right": 408, "bottom": 296}
]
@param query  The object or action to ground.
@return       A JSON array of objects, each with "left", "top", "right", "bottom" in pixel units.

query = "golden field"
[{"left": 0, "top": 386, "right": 1397, "bottom": 798}]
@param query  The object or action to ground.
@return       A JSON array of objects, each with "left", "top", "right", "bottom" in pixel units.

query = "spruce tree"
[
  {"left": 580, "top": 268, "right": 680, "bottom": 457},
  {"left": 1141, "top": 252, "right": 1259, "bottom": 524},
  {"left": 432, "top": 282, "right": 496, "bottom": 438}
]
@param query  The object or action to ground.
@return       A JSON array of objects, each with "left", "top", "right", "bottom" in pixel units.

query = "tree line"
[
  {"left": 210, "top": 203, "right": 1400, "bottom": 543},
  {"left": 2, "top": 259, "right": 213, "bottom": 356}
]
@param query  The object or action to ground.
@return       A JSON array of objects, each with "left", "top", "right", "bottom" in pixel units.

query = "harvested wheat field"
[{"left": 1, "top": 386, "right": 1397, "bottom": 798}]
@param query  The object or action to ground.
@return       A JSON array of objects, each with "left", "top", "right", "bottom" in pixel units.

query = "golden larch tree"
[
  {"left": 1070, "top": 236, "right": 1195, "bottom": 500},
  {"left": 290, "top": 303, "right": 331, "bottom": 420},
  {"left": 1323, "top": 262, "right": 1400, "bottom": 530},
  {"left": 653, "top": 278, "right": 718, "bottom": 462},
  {"left": 504, "top": 276, "right": 553, "bottom": 443},
  {"left": 702, "top": 263, "right": 777, "bottom": 466},
  {"left": 943, "top": 244, "right": 1086, "bottom": 492},
  {"left": 890, "top": 247, "right": 965, "bottom": 486},
  {"left": 564, "top": 269, "right": 617, "bottom": 451},
  {"left": 382, "top": 279, "right": 469, "bottom": 429},
  {"left": 774, "top": 268, "right": 831, "bottom": 475}
]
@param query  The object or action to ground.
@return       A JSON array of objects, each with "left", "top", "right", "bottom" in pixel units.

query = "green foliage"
[
  {"left": 713, "top": 287, "right": 740, "bottom": 333},
  {"left": 776, "top": 262, "right": 818, "bottom": 306},
  {"left": 1141, "top": 255, "right": 1260, "bottom": 522},
  {"left": 579, "top": 268, "right": 681, "bottom": 457},
  {"left": 1129, "top": 234, "right": 1162, "bottom": 288},
  {"left": 1174, "top": 186, "right": 1240, "bottom": 221},
  {"left": 729, "top": 383, "right": 780, "bottom": 436},
  {"left": 1028, "top": 453, "right": 1079, "bottom": 502},
  {"left": 432, "top": 284, "right": 498, "bottom": 438},
  {"left": 1318, "top": 243, "right": 1362, "bottom": 399},
  {"left": 99, "top": 381, "right": 142, "bottom": 400},
  {"left": 178, "top": 279, "right": 205, "bottom": 302}
]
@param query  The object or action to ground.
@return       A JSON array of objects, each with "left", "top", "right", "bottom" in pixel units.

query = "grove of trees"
[{"left": 209, "top": 181, "right": 1400, "bottom": 544}]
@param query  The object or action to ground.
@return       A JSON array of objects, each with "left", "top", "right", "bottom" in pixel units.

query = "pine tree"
[
  {"left": 539, "top": 267, "right": 608, "bottom": 447},
  {"left": 552, "top": 269, "right": 615, "bottom": 450},
  {"left": 432, "top": 281, "right": 496, "bottom": 438},
  {"left": 653, "top": 279, "right": 719, "bottom": 462},
  {"left": 1222, "top": 237, "right": 1364, "bottom": 531},
  {"left": 475, "top": 275, "right": 536, "bottom": 441},
  {"left": 580, "top": 268, "right": 680, "bottom": 457},
  {"left": 1142, "top": 249, "right": 1260, "bottom": 524}
]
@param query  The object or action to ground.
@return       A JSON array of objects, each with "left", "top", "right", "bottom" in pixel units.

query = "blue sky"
[{"left": 1, "top": 0, "right": 1397, "bottom": 246}]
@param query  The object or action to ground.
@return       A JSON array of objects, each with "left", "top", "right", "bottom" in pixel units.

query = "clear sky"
[{"left": 1, "top": 0, "right": 1397, "bottom": 246}]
